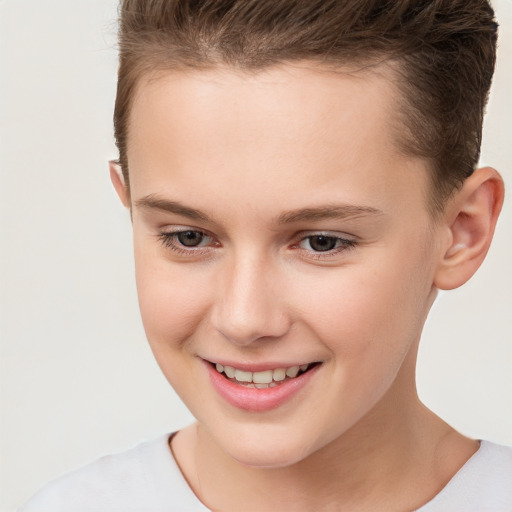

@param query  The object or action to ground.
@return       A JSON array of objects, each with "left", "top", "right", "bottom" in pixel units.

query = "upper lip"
[{"left": 202, "top": 358, "right": 319, "bottom": 372}]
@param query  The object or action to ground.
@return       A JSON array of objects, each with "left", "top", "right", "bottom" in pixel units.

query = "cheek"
[
  {"left": 290, "top": 254, "right": 432, "bottom": 363},
  {"left": 134, "top": 243, "right": 211, "bottom": 349}
]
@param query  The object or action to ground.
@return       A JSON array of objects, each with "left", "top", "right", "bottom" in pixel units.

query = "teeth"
[
  {"left": 234, "top": 369, "right": 253, "bottom": 382},
  {"left": 286, "top": 365, "right": 300, "bottom": 378},
  {"left": 273, "top": 368, "right": 286, "bottom": 381},
  {"left": 224, "top": 365, "right": 236, "bottom": 378},
  {"left": 214, "top": 362, "right": 314, "bottom": 385},
  {"left": 253, "top": 370, "right": 273, "bottom": 384}
]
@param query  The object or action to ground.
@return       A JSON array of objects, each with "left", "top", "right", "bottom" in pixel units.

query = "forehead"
[
  {"left": 127, "top": 63, "right": 428, "bottom": 216},
  {"left": 128, "top": 62, "right": 398, "bottom": 159}
]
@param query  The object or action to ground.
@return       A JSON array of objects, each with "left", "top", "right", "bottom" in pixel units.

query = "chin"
[
  {"left": 211, "top": 424, "right": 322, "bottom": 469},
  {"left": 230, "top": 445, "right": 309, "bottom": 469}
]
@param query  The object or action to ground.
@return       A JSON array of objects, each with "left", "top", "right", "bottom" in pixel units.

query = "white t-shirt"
[{"left": 20, "top": 434, "right": 512, "bottom": 512}]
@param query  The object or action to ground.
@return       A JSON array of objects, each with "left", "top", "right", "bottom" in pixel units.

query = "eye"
[
  {"left": 158, "top": 229, "right": 215, "bottom": 253},
  {"left": 302, "top": 235, "right": 339, "bottom": 252},
  {"left": 297, "top": 234, "right": 357, "bottom": 256},
  {"left": 176, "top": 230, "right": 207, "bottom": 247}
]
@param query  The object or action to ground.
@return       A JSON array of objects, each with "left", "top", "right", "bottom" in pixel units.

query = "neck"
[{"left": 173, "top": 355, "right": 477, "bottom": 511}]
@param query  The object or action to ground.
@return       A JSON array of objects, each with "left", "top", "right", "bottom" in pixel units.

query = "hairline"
[{"left": 123, "top": 57, "right": 443, "bottom": 220}]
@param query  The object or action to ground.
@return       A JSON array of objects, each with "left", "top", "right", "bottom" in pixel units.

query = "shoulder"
[
  {"left": 19, "top": 433, "right": 207, "bottom": 512},
  {"left": 418, "top": 441, "right": 512, "bottom": 512},
  {"left": 472, "top": 442, "right": 512, "bottom": 488}
]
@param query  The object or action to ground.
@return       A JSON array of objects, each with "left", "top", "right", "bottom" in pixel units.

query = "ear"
[
  {"left": 434, "top": 167, "right": 504, "bottom": 290},
  {"left": 109, "top": 160, "right": 130, "bottom": 208}
]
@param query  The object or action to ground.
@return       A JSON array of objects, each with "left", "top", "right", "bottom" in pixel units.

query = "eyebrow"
[
  {"left": 134, "top": 195, "right": 212, "bottom": 222},
  {"left": 277, "top": 205, "right": 384, "bottom": 224},
  {"left": 134, "top": 194, "right": 384, "bottom": 224}
]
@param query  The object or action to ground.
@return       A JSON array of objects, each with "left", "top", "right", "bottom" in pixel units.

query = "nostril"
[{"left": 211, "top": 272, "right": 292, "bottom": 345}]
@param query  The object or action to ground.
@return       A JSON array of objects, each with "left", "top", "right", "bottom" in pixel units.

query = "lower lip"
[{"left": 205, "top": 361, "right": 320, "bottom": 412}]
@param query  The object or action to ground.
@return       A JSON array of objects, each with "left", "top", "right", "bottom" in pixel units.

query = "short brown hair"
[{"left": 114, "top": 0, "right": 497, "bottom": 213}]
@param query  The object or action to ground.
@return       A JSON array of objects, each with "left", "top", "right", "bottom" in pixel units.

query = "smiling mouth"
[{"left": 211, "top": 362, "right": 320, "bottom": 389}]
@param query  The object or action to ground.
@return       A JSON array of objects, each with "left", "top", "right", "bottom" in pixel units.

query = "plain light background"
[{"left": 0, "top": 1, "right": 511, "bottom": 510}]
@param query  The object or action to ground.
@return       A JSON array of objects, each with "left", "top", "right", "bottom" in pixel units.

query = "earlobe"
[
  {"left": 109, "top": 160, "right": 130, "bottom": 208},
  {"left": 434, "top": 167, "right": 504, "bottom": 290}
]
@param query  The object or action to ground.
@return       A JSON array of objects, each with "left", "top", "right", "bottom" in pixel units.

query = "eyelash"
[
  {"left": 157, "top": 229, "right": 357, "bottom": 260},
  {"left": 295, "top": 235, "right": 357, "bottom": 260},
  {"left": 157, "top": 230, "right": 216, "bottom": 257}
]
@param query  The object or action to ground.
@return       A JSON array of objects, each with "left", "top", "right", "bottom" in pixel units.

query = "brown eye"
[
  {"left": 177, "top": 231, "right": 205, "bottom": 247},
  {"left": 307, "top": 235, "right": 338, "bottom": 252}
]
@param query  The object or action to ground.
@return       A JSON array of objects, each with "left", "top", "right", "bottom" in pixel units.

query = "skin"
[{"left": 111, "top": 63, "right": 503, "bottom": 511}]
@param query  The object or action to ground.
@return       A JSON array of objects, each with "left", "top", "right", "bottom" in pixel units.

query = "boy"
[{"left": 21, "top": 1, "right": 511, "bottom": 510}]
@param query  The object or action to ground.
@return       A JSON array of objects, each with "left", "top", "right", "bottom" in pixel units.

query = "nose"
[{"left": 211, "top": 253, "right": 292, "bottom": 346}]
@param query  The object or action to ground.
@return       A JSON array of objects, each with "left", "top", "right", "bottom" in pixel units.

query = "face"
[{"left": 124, "top": 63, "right": 442, "bottom": 468}]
